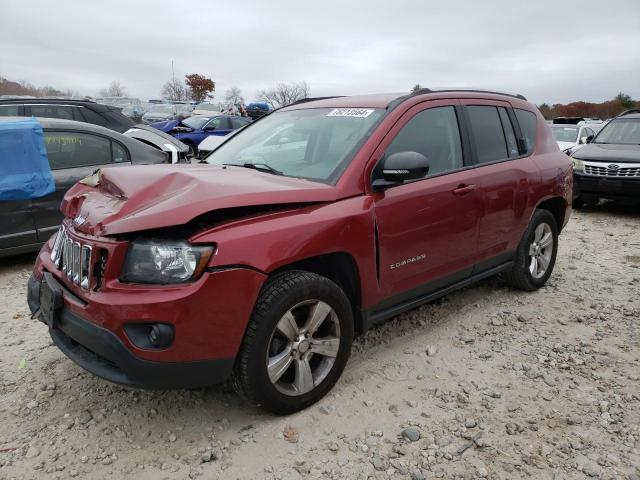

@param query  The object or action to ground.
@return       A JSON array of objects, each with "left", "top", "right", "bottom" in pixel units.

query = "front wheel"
[
  {"left": 504, "top": 209, "right": 558, "bottom": 291},
  {"left": 233, "top": 271, "right": 353, "bottom": 414}
]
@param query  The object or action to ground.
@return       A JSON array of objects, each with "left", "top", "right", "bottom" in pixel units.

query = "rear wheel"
[
  {"left": 234, "top": 271, "right": 353, "bottom": 414},
  {"left": 504, "top": 209, "right": 558, "bottom": 291}
]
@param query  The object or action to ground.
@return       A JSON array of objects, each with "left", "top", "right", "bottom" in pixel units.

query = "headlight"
[
  {"left": 571, "top": 157, "right": 585, "bottom": 173},
  {"left": 120, "top": 239, "right": 214, "bottom": 284}
]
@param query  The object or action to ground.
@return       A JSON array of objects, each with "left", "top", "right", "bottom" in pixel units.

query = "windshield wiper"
[{"left": 222, "top": 163, "right": 283, "bottom": 175}]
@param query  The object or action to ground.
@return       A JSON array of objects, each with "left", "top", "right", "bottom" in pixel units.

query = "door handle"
[{"left": 452, "top": 184, "right": 476, "bottom": 196}]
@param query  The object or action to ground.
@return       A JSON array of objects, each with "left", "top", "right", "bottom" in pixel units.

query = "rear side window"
[
  {"left": 467, "top": 106, "right": 508, "bottom": 163},
  {"left": 0, "top": 105, "right": 20, "bottom": 116},
  {"left": 514, "top": 109, "right": 537, "bottom": 154},
  {"left": 44, "top": 132, "right": 113, "bottom": 169},
  {"left": 112, "top": 142, "right": 129, "bottom": 163},
  {"left": 80, "top": 108, "right": 108, "bottom": 126},
  {"left": 29, "top": 105, "right": 74, "bottom": 121},
  {"left": 385, "top": 106, "right": 463, "bottom": 177},
  {"left": 498, "top": 108, "right": 519, "bottom": 157}
]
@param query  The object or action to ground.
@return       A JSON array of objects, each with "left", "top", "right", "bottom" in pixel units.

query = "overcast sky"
[{"left": 1, "top": 0, "right": 639, "bottom": 105}]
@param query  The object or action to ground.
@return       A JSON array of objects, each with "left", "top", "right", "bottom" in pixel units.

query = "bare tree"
[
  {"left": 161, "top": 78, "right": 189, "bottom": 102},
  {"left": 411, "top": 84, "right": 423, "bottom": 94},
  {"left": 257, "top": 81, "right": 310, "bottom": 109},
  {"left": 99, "top": 80, "right": 127, "bottom": 97},
  {"left": 224, "top": 86, "right": 244, "bottom": 105}
]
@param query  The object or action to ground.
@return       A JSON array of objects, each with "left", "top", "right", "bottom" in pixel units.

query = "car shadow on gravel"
[{"left": 576, "top": 200, "right": 640, "bottom": 218}]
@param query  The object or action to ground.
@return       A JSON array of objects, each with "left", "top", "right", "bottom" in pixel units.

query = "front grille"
[
  {"left": 50, "top": 226, "right": 92, "bottom": 289},
  {"left": 584, "top": 161, "right": 640, "bottom": 178}
]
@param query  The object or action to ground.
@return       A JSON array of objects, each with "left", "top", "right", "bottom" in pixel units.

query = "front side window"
[
  {"left": 206, "top": 108, "right": 385, "bottom": 183},
  {"left": 44, "top": 132, "right": 113, "bottom": 169},
  {"left": 385, "top": 106, "right": 463, "bottom": 177},
  {"left": 182, "top": 116, "right": 210, "bottom": 130},
  {"left": 30, "top": 105, "right": 74, "bottom": 120},
  {"left": 514, "top": 108, "right": 537, "bottom": 154},
  {"left": 231, "top": 117, "right": 249, "bottom": 129},
  {"left": 594, "top": 118, "right": 640, "bottom": 145},
  {"left": 467, "top": 106, "right": 508, "bottom": 164},
  {"left": 205, "top": 117, "right": 228, "bottom": 130}
]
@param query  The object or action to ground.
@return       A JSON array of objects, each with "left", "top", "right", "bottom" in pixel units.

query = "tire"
[
  {"left": 233, "top": 270, "right": 354, "bottom": 414},
  {"left": 504, "top": 209, "right": 558, "bottom": 292}
]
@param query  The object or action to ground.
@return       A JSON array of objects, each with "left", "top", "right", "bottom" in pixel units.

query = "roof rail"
[
  {"left": 616, "top": 108, "right": 640, "bottom": 117},
  {"left": 289, "top": 96, "right": 346, "bottom": 106},
  {"left": 414, "top": 88, "right": 527, "bottom": 101}
]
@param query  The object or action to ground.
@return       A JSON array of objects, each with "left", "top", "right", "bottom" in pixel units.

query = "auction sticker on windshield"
[{"left": 326, "top": 108, "right": 375, "bottom": 118}]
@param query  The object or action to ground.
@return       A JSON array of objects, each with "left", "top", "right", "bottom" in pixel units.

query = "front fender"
[{"left": 190, "top": 196, "right": 380, "bottom": 308}]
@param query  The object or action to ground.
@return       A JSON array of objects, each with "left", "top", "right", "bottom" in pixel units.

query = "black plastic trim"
[{"left": 362, "top": 260, "right": 513, "bottom": 331}]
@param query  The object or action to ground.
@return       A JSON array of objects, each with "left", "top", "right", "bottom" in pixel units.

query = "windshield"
[
  {"left": 206, "top": 107, "right": 385, "bottom": 183},
  {"left": 551, "top": 126, "right": 578, "bottom": 142},
  {"left": 149, "top": 105, "right": 174, "bottom": 114},
  {"left": 182, "top": 116, "right": 211, "bottom": 129},
  {"left": 594, "top": 118, "right": 640, "bottom": 145}
]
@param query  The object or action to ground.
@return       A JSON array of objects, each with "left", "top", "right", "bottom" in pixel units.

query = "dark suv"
[
  {"left": 0, "top": 98, "right": 134, "bottom": 133},
  {"left": 27, "top": 90, "right": 572, "bottom": 414},
  {"left": 571, "top": 109, "right": 640, "bottom": 206}
]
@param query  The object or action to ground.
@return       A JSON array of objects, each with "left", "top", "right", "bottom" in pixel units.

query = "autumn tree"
[
  {"left": 257, "top": 81, "right": 310, "bottom": 109},
  {"left": 99, "top": 81, "right": 127, "bottom": 97},
  {"left": 614, "top": 92, "right": 634, "bottom": 109},
  {"left": 185, "top": 74, "right": 215, "bottom": 102}
]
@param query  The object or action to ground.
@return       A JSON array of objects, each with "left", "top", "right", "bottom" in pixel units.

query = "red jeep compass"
[{"left": 28, "top": 90, "right": 572, "bottom": 414}]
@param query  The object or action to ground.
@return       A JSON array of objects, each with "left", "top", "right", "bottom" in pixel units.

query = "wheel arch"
[
  {"left": 270, "top": 252, "right": 365, "bottom": 334},
  {"left": 534, "top": 196, "right": 568, "bottom": 232}
]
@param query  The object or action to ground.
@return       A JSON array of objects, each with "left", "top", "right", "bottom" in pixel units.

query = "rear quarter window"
[{"left": 514, "top": 109, "right": 537, "bottom": 154}]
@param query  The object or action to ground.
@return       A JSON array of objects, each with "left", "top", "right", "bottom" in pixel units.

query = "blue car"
[{"left": 151, "top": 114, "right": 250, "bottom": 156}]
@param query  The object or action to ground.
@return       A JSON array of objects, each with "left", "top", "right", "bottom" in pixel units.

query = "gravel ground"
[{"left": 1, "top": 203, "right": 639, "bottom": 480}]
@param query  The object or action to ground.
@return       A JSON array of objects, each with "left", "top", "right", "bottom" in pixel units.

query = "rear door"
[
  {"left": 461, "top": 101, "right": 538, "bottom": 269},
  {"left": 33, "top": 130, "right": 131, "bottom": 240},
  {"left": 0, "top": 200, "right": 38, "bottom": 252},
  {"left": 372, "top": 100, "right": 482, "bottom": 303}
]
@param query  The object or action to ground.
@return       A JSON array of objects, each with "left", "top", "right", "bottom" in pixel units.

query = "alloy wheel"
[
  {"left": 266, "top": 300, "right": 340, "bottom": 396},
  {"left": 528, "top": 222, "right": 553, "bottom": 279}
]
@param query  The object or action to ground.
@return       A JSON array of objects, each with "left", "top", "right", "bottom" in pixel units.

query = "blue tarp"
[{"left": 0, "top": 118, "right": 55, "bottom": 200}]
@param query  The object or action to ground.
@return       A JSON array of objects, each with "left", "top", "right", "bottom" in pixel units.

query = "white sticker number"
[{"left": 326, "top": 108, "right": 374, "bottom": 118}]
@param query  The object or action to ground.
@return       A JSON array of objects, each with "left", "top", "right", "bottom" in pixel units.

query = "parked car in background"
[
  {"left": 0, "top": 98, "right": 134, "bottom": 133},
  {"left": 551, "top": 123, "right": 600, "bottom": 155},
  {"left": 191, "top": 102, "right": 222, "bottom": 116},
  {"left": 142, "top": 103, "right": 192, "bottom": 124},
  {"left": 27, "top": 90, "right": 572, "bottom": 414},
  {"left": 0, "top": 117, "right": 173, "bottom": 257},
  {"left": 246, "top": 102, "right": 271, "bottom": 119},
  {"left": 150, "top": 114, "right": 250, "bottom": 156},
  {"left": 571, "top": 109, "right": 640, "bottom": 207},
  {"left": 122, "top": 124, "right": 190, "bottom": 164}
]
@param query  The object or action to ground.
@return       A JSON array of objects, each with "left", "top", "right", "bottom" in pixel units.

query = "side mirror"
[
  {"left": 579, "top": 136, "right": 587, "bottom": 144},
  {"left": 373, "top": 151, "right": 429, "bottom": 189}
]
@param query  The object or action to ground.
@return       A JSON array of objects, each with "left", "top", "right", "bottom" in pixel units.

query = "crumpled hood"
[
  {"left": 61, "top": 164, "right": 339, "bottom": 236},
  {"left": 573, "top": 143, "right": 640, "bottom": 163}
]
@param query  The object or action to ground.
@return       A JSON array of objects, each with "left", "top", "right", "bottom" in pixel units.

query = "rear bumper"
[
  {"left": 28, "top": 274, "right": 234, "bottom": 389},
  {"left": 574, "top": 173, "right": 640, "bottom": 201}
]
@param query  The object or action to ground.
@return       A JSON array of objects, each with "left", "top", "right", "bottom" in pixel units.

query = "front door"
[{"left": 372, "top": 101, "right": 481, "bottom": 304}]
